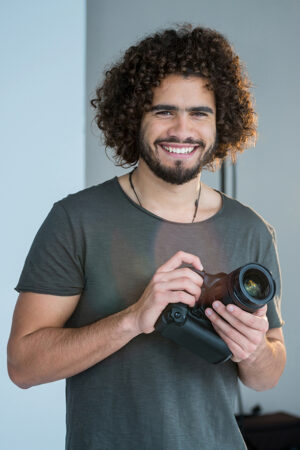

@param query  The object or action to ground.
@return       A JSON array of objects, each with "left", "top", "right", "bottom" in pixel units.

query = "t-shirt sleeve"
[
  {"left": 15, "top": 201, "right": 85, "bottom": 296},
  {"left": 260, "top": 224, "right": 284, "bottom": 329}
]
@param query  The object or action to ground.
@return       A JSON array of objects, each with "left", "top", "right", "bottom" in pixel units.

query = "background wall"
[
  {"left": 86, "top": 0, "right": 300, "bottom": 417},
  {"left": 1, "top": 1, "right": 85, "bottom": 449},
  {"left": 2, "top": 1, "right": 299, "bottom": 449}
]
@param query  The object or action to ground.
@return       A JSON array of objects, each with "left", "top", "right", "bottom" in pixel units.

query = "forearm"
[
  {"left": 8, "top": 307, "right": 139, "bottom": 389},
  {"left": 237, "top": 336, "right": 286, "bottom": 391}
]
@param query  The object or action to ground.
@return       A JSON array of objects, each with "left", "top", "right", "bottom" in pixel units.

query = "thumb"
[{"left": 253, "top": 304, "right": 268, "bottom": 317}]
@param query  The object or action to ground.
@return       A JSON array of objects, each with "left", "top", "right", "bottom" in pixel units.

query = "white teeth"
[{"left": 161, "top": 145, "right": 196, "bottom": 154}]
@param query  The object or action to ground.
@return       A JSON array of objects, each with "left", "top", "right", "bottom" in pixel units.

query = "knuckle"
[
  {"left": 210, "top": 313, "right": 218, "bottom": 324},
  {"left": 228, "top": 330, "right": 238, "bottom": 342},
  {"left": 182, "top": 268, "right": 192, "bottom": 277},
  {"left": 248, "top": 342, "right": 257, "bottom": 354},
  {"left": 241, "top": 350, "right": 250, "bottom": 360},
  {"left": 152, "top": 286, "right": 163, "bottom": 300},
  {"left": 263, "top": 320, "right": 269, "bottom": 333},
  {"left": 251, "top": 335, "right": 260, "bottom": 346},
  {"left": 190, "top": 295, "right": 197, "bottom": 306},
  {"left": 152, "top": 273, "right": 161, "bottom": 283},
  {"left": 227, "top": 328, "right": 235, "bottom": 339},
  {"left": 182, "top": 277, "right": 192, "bottom": 288},
  {"left": 152, "top": 283, "right": 160, "bottom": 294},
  {"left": 177, "top": 291, "right": 188, "bottom": 302},
  {"left": 180, "top": 292, "right": 195, "bottom": 306},
  {"left": 187, "top": 299, "right": 196, "bottom": 307},
  {"left": 248, "top": 316, "right": 256, "bottom": 327}
]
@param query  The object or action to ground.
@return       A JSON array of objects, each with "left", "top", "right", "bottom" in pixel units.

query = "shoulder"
[
  {"left": 44, "top": 178, "right": 122, "bottom": 231},
  {"left": 53, "top": 177, "right": 119, "bottom": 217},
  {"left": 220, "top": 192, "right": 276, "bottom": 239}
]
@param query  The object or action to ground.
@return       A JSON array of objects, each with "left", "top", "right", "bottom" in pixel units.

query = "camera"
[{"left": 155, "top": 263, "right": 276, "bottom": 364}]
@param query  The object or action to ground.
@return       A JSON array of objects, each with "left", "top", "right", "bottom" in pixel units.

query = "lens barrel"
[{"left": 229, "top": 263, "right": 275, "bottom": 312}]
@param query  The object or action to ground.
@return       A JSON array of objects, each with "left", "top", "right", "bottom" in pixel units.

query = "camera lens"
[{"left": 242, "top": 269, "right": 269, "bottom": 300}]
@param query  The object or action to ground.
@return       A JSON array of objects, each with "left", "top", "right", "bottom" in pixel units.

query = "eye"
[
  {"left": 155, "top": 110, "right": 173, "bottom": 116},
  {"left": 191, "top": 112, "right": 208, "bottom": 117}
]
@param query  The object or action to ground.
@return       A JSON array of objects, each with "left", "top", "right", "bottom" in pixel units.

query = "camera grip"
[{"left": 155, "top": 304, "right": 232, "bottom": 364}]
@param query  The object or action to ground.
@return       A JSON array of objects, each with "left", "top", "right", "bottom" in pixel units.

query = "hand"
[
  {"left": 129, "top": 251, "right": 203, "bottom": 335},
  {"left": 205, "top": 301, "right": 269, "bottom": 363}
]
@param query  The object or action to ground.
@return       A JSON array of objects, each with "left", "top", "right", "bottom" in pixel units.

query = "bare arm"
[
  {"left": 7, "top": 292, "right": 138, "bottom": 388},
  {"left": 237, "top": 326, "right": 286, "bottom": 391},
  {"left": 7, "top": 251, "right": 203, "bottom": 389},
  {"left": 205, "top": 302, "right": 286, "bottom": 391}
]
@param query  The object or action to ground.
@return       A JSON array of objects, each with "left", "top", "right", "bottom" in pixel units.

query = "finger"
[
  {"left": 167, "top": 290, "right": 198, "bottom": 307},
  {"left": 158, "top": 278, "right": 201, "bottom": 300},
  {"left": 157, "top": 251, "right": 203, "bottom": 273},
  {"left": 212, "top": 325, "right": 249, "bottom": 362},
  {"left": 253, "top": 305, "right": 268, "bottom": 317},
  {"left": 205, "top": 308, "right": 256, "bottom": 349},
  {"left": 222, "top": 303, "right": 269, "bottom": 333},
  {"left": 153, "top": 267, "right": 203, "bottom": 287},
  {"left": 211, "top": 301, "right": 269, "bottom": 335}
]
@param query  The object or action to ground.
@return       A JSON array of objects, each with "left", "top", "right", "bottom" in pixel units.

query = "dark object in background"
[
  {"left": 155, "top": 263, "right": 275, "bottom": 363},
  {"left": 236, "top": 412, "right": 300, "bottom": 450}
]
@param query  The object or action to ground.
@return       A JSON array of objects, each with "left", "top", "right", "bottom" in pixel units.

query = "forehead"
[{"left": 151, "top": 74, "right": 215, "bottom": 108}]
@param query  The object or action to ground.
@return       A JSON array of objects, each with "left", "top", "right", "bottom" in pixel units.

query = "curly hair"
[{"left": 91, "top": 24, "right": 257, "bottom": 169}]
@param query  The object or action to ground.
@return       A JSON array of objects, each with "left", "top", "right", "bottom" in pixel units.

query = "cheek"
[
  {"left": 199, "top": 122, "right": 216, "bottom": 142},
  {"left": 144, "top": 122, "right": 167, "bottom": 142}
]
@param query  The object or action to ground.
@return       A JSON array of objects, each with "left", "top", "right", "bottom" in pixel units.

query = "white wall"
[
  {"left": 1, "top": 2, "right": 85, "bottom": 449},
  {"left": 86, "top": 0, "right": 300, "bottom": 416}
]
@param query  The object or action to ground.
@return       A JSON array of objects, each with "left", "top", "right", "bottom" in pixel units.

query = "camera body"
[{"left": 155, "top": 263, "right": 275, "bottom": 364}]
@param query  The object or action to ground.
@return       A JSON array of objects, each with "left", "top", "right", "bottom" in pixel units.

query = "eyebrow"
[{"left": 149, "top": 104, "right": 214, "bottom": 114}]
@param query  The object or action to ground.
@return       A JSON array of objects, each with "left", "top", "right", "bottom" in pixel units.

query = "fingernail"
[
  {"left": 205, "top": 308, "right": 212, "bottom": 316},
  {"left": 227, "top": 304, "right": 235, "bottom": 312},
  {"left": 213, "top": 301, "right": 220, "bottom": 309}
]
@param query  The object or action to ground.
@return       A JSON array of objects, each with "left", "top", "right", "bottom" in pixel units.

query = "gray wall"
[{"left": 86, "top": 0, "right": 300, "bottom": 415}]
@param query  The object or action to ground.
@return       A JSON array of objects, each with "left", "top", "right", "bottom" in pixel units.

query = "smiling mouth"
[{"left": 159, "top": 144, "right": 198, "bottom": 155}]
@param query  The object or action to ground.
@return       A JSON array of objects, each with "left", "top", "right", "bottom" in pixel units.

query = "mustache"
[{"left": 155, "top": 138, "right": 206, "bottom": 148}]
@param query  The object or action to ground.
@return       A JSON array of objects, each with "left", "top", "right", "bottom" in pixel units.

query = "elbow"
[
  {"left": 251, "top": 380, "right": 279, "bottom": 392},
  {"left": 254, "top": 368, "right": 285, "bottom": 392},
  {"left": 7, "top": 341, "right": 33, "bottom": 389},
  {"left": 7, "top": 362, "right": 33, "bottom": 389},
  {"left": 240, "top": 378, "right": 278, "bottom": 392}
]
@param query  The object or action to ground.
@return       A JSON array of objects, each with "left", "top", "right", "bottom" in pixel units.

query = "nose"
[{"left": 166, "top": 113, "right": 194, "bottom": 142}]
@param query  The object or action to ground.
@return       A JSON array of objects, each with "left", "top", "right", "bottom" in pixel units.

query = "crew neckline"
[{"left": 114, "top": 176, "right": 226, "bottom": 226}]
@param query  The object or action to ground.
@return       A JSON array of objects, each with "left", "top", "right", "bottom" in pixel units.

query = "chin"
[{"left": 142, "top": 157, "right": 202, "bottom": 185}]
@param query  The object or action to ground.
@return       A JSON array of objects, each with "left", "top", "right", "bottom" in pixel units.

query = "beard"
[{"left": 138, "top": 130, "right": 218, "bottom": 185}]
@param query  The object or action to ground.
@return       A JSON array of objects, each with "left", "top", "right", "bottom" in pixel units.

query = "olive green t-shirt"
[{"left": 16, "top": 177, "right": 283, "bottom": 450}]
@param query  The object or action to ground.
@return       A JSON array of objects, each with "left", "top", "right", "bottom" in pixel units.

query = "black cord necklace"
[{"left": 129, "top": 168, "right": 202, "bottom": 223}]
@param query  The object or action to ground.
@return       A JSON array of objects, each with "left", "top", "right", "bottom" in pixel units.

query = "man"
[{"left": 8, "top": 25, "right": 285, "bottom": 449}]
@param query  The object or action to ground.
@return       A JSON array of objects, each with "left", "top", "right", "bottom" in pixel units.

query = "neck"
[{"left": 131, "top": 160, "right": 202, "bottom": 222}]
